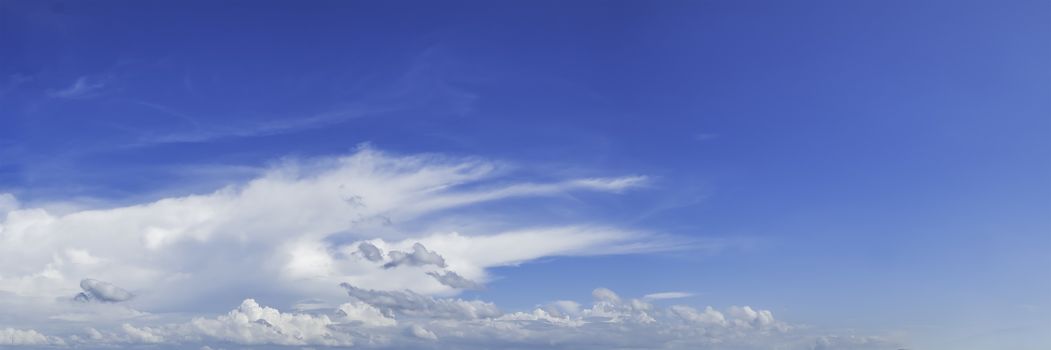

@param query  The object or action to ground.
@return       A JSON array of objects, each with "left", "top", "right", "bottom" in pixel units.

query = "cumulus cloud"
[
  {"left": 341, "top": 283, "right": 501, "bottom": 320},
  {"left": 81, "top": 299, "right": 354, "bottom": 347},
  {"left": 48, "top": 286, "right": 900, "bottom": 349},
  {"left": 74, "top": 278, "right": 133, "bottom": 303},
  {"left": 383, "top": 243, "right": 446, "bottom": 269},
  {"left": 426, "top": 271, "right": 481, "bottom": 290},
  {"left": 188, "top": 299, "right": 353, "bottom": 346},
  {"left": 337, "top": 300, "right": 397, "bottom": 327},
  {"left": 0, "top": 148, "right": 900, "bottom": 349},
  {"left": 0, "top": 148, "right": 657, "bottom": 313},
  {"left": 407, "top": 324, "right": 438, "bottom": 340},
  {"left": 0, "top": 328, "right": 63, "bottom": 346}
]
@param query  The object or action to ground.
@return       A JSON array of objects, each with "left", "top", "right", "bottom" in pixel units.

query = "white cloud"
[
  {"left": 52, "top": 287, "right": 899, "bottom": 349},
  {"left": 407, "top": 324, "right": 438, "bottom": 340},
  {"left": 77, "top": 299, "right": 355, "bottom": 347},
  {"left": 643, "top": 291, "right": 695, "bottom": 300},
  {"left": 49, "top": 76, "right": 106, "bottom": 99},
  {"left": 341, "top": 283, "right": 501, "bottom": 320},
  {"left": 0, "top": 147, "right": 654, "bottom": 313},
  {"left": 337, "top": 300, "right": 397, "bottom": 327},
  {"left": 0, "top": 148, "right": 900, "bottom": 349},
  {"left": 0, "top": 328, "right": 63, "bottom": 346},
  {"left": 0, "top": 193, "right": 19, "bottom": 215},
  {"left": 189, "top": 299, "right": 353, "bottom": 346}
]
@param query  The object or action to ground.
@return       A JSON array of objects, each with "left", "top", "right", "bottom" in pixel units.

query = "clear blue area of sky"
[{"left": 2, "top": 1, "right": 1048, "bottom": 349}]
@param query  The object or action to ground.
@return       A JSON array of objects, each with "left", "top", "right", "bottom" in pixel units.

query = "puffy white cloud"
[
  {"left": 0, "top": 148, "right": 901, "bottom": 349},
  {"left": 669, "top": 305, "right": 727, "bottom": 326},
  {"left": 0, "top": 327, "right": 63, "bottom": 346},
  {"left": 84, "top": 299, "right": 355, "bottom": 347},
  {"left": 50, "top": 286, "right": 900, "bottom": 350},
  {"left": 407, "top": 324, "right": 437, "bottom": 340},
  {"left": 337, "top": 300, "right": 397, "bottom": 327},
  {"left": 121, "top": 323, "right": 165, "bottom": 344},
  {"left": 728, "top": 305, "right": 788, "bottom": 332},
  {"left": 188, "top": 299, "right": 353, "bottom": 346},
  {"left": 0, "top": 148, "right": 656, "bottom": 313}
]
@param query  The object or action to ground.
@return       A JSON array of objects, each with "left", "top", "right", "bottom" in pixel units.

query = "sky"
[{"left": 0, "top": 0, "right": 1049, "bottom": 349}]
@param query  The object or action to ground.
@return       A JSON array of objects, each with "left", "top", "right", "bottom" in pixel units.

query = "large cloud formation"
[
  {"left": 30, "top": 286, "right": 899, "bottom": 349},
  {"left": 0, "top": 148, "right": 900, "bottom": 348},
  {"left": 0, "top": 148, "right": 655, "bottom": 310}
]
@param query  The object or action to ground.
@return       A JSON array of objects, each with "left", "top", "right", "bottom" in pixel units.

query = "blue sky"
[{"left": 1, "top": 1, "right": 1049, "bottom": 349}]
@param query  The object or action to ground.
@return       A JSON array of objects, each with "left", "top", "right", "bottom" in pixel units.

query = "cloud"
[
  {"left": 49, "top": 76, "right": 106, "bottom": 99},
  {"left": 189, "top": 299, "right": 354, "bottom": 346},
  {"left": 0, "top": 193, "right": 19, "bottom": 215},
  {"left": 383, "top": 242, "right": 447, "bottom": 269},
  {"left": 74, "top": 278, "right": 133, "bottom": 303},
  {"left": 643, "top": 292, "right": 695, "bottom": 300},
  {"left": 0, "top": 147, "right": 655, "bottom": 312},
  {"left": 407, "top": 324, "right": 438, "bottom": 340},
  {"left": 357, "top": 242, "right": 384, "bottom": 262},
  {"left": 50, "top": 286, "right": 900, "bottom": 349},
  {"left": 812, "top": 335, "right": 901, "bottom": 350},
  {"left": 0, "top": 147, "right": 900, "bottom": 349},
  {"left": 73, "top": 299, "right": 354, "bottom": 347},
  {"left": 0, "top": 328, "right": 63, "bottom": 346},
  {"left": 427, "top": 271, "right": 481, "bottom": 290},
  {"left": 337, "top": 300, "right": 397, "bottom": 327},
  {"left": 341, "top": 283, "right": 501, "bottom": 320}
]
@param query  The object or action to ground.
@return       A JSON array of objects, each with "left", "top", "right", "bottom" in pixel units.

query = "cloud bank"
[
  {"left": 0, "top": 148, "right": 655, "bottom": 310},
  {"left": 0, "top": 147, "right": 899, "bottom": 349},
  {"left": 20, "top": 286, "right": 900, "bottom": 349}
]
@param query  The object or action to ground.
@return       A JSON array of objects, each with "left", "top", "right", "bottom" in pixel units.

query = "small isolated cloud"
[
  {"left": 383, "top": 242, "right": 447, "bottom": 269},
  {"left": 49, "top": 76, "right": 106, "bottom": 99},
  {"left": 643, "top": 292, "right": 695, "bottom": 300},
  {"left": 427, "top": 271, "right": 481, "bottom": 290},
  {"left": 74, "top": 279, "right": 133, "bottom": 303}
]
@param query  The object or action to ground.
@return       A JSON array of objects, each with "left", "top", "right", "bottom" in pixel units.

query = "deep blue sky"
[{"left": 2, "top": 1, "right": 1049, "bottom": 349}]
